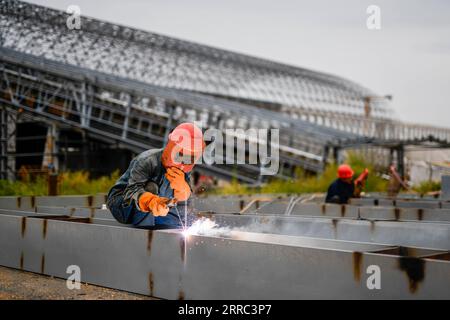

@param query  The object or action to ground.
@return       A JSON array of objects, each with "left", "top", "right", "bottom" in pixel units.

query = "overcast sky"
[{"left": 26, "top": 0, "right": 450, "bottom": 127}]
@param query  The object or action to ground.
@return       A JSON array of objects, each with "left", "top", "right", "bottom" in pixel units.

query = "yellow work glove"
[
  {"left": 165, "top": 167, "right": 191, "bottom": 202},
  {"left": 138, "top": 192, "right": 170, "bottom": 217}
]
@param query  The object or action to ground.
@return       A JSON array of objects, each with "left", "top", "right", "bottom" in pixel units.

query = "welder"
[
  {"left": 106, "top": 122, "right": 205, "bottom": 229},
  {"left": 325, "top": 164, "right": 368, "bottom": 204}
]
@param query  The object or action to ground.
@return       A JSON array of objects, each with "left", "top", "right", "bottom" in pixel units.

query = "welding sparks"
[
  {"left": 181, "top": 228, "right": 190, "bottom": 238},
  {"left": 182, "top": 217, "right": 231, "bottom": 238}
]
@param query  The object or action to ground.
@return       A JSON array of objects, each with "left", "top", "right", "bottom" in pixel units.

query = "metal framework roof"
[
  {"left": 0, "top": 0, "right": 393, "bottom": 119},
  {"left": 1, "top": 0, "right": 449, "bottom": 182}
]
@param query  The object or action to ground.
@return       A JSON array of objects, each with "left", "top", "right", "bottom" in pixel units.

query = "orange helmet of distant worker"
[
  {"left": 337, "top": 164, "right": 354, "bottom": 179},
  {"left": 161, "top": 123, "right": 205, "bottom": 173}
]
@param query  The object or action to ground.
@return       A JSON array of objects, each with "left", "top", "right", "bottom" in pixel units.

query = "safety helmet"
[
  {"left": 337, "top": 164, "right": 354, "bottom": 179},
  {"left": 162, "top": 123, "right": 205, "bottom": 173},
  {"left": 168, "top": 122, "right": 204, "bottom": 154}
]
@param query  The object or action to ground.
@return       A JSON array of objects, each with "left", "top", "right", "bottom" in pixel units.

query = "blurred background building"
[{"left": 1, "top": 0, "right": 449, "bottom": 184}]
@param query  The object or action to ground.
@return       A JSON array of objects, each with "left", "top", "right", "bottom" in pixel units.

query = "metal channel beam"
[
  {"left": 198, "top": 213, "right": 450, "bottom": 250},
  {"left": 0, "top": 195, "right": 107, "bottom": 210},
  {"left": 0, "top": 195, "right": 272, "bottom": 214},
  {"left": 350, "top": 198, "right": 449, "bottom": 209},
  {"left": 249, "top": 202, "right": 450, "bottom": 223},
  {"left": 34, "top": 206, "right": 114, "bottom": 220},
  {"left": 358, "top": 207, "right": 450, "bottom": 223},
  {"left": 194, "top": 196, "right": 450, "bottom": 214},
  {"left": 192, "top": 198, "right": 450, "bottom": 223},
  {"left": 22, "top": 202, "right": 450, "bottom": 250},
  {"left": 0, "top": 208, "right": 118, "bottom": 224},
  {"left": 17, "top": 203, "right": 450, "bottom": 249},
  {"left": 1, "top": 195, "right": 449, "bottom": 215},
  {"left": 33, "top": 203, "right": 450, "bottom": 224},
  {"left": 0, "top": 211, "right": 449, "bottom": 299},
  {"left": 31, "top": 205, "right": 450, "bottom": 223},
  {"left": 2, "top": 195, "right": 450, "bottom": 224},
  {"left": 242, "top": 202, "right": 361, "bottom": 217}
]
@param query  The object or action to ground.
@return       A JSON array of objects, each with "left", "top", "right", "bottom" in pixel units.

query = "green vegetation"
[
  {"left": 0, "top": 170, "right": 120, "bottom": 196},
  {"left": 413, "top": 180, "right": 441, "bottom": 195},
  {"left": 214, "top": 176, "right": 253, "bottom": 195},
  {"left": 213, "top": 152, "right": 389, "bottom": 195},
  {"left": 0, "top": 154, "right": 441, "bottom": 197}
]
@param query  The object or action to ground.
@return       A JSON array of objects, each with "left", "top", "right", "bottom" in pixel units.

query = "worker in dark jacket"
[
  {"left": 106, "top": 123, "right": 204, "bottom": 229},
  {"left": 325, "top": 164, "right": 364, "bottom": 204}
]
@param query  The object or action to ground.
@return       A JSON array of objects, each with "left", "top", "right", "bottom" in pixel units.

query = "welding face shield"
[
  {"left": 161, "top": 123, "right": 205, "bottom": 173},
  {"left": 161, "top": 138, "right": 204, "bottom": 173},
  {"left": 173, "top": 148, "right": 198, "bottom": 165}
]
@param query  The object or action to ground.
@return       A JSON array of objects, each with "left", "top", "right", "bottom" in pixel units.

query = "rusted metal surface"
[
  {"left": 1, "top": 195, "right": 450, "bottom": 299},
  {"left": 47, "top": 174, "right": 59, "bottom": 196},
  {"left": 0, "top": 211, "right": 449, "bottom": 299},
  {"left": 3, "top": 199, "right": 450, "bottom": 250}
]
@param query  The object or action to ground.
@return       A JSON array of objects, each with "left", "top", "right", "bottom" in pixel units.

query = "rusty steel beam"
[
  {"left": 31, "top": 203, "right": 450, "bottom": 224},
  {"left": 0, "top": 210, "right": 450, "bottom": 299}
]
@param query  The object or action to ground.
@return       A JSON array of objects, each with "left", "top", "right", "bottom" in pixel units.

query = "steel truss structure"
[{"left": 1, "top": 0, "right": 450, "bottom": 181}]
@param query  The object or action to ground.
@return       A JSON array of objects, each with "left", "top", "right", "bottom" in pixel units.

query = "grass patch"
[
  {"left": 413, "top": 180, "right": 441, "bottom": 195},
  {"left": 213, "top": 152, "right": 389, "bottom": 195},
  {"left": 0, "top": 170, "right": 120, "bottom": 196}
]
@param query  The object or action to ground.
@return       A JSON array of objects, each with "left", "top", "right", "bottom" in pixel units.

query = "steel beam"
[
  {"left": 358, "top": 207, "right": 450, "bottom": 223},
  {"left": 7, "top": 203, "right": 448, "bottom": 251},
  {"left": 350, "top": 198, "right": 448, "bottom": 209},
  {"left": 198, "top": 213, "right": 450, "bottom": 250},
  {"left": 0, "top": 195, "right": 107, "bottom": 210},
  {"left": 30, "top": 202, "right": 450, "bottom": 225},
  {"left": 245, "top": 202, "right": 450, "bottom": 223},
  {"left": 2, "top": 195, "right": 450, "bottom": 224},
  {"left": 0, "top": 211, "right": 449, "bottom": 299}
]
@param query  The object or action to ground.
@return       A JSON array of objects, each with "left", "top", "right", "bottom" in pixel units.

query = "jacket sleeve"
[{"left": 122, "top": 155, "right": 156, "bottom": 205}]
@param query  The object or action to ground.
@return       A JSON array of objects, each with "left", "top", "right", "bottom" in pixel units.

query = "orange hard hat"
[
  {"left": 337, "top": 164, "right": 354, "bottom": 179},
  {"left": 168, "top": 122, "right": 204, "bottom": 154},
  {"left": 162, "top": 123, "right": 205, "bottom": 173}
]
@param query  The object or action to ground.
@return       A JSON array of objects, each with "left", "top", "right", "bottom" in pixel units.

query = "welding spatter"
[{"left": 168, "top": 198, "right": 186, "bottom": 230}]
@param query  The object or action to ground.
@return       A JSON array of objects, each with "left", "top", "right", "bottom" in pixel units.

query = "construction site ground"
[{"left": 0, "top": 266, "right": 155, "bottom": 300}]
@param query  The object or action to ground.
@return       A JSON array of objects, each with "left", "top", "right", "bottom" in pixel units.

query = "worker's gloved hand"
[
  {"left": 165, "top": 167, "right": 191, "bottom": 201},
  {"left": 138, "top": 192, "right": 170, "bottom": 217}
]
